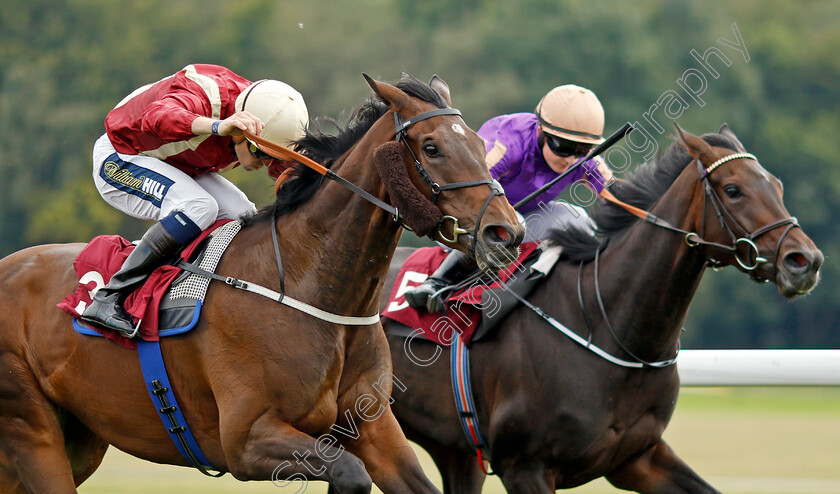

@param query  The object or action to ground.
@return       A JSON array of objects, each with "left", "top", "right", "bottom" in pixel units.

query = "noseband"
[{"left": 393, "top": 109, "right": 505, "bottom": 254}]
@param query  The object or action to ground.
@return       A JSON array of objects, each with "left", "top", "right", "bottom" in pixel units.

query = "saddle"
[
  {"left": 382, "top": 242, "right": 562, "bottom": 346},
  {"left": 58, "top": 220, "right": 241, "bottom": 349}
]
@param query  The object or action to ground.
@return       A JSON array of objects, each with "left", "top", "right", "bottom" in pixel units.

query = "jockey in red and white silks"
[{"left": 84, "top": 64, "right": 308, "bottom": 337}]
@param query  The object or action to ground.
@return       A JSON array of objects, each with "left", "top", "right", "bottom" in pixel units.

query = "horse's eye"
[
  {"left": 423, "top": 143, "right": 440, "bottom": 158},
  {"left": 724, "top": 184, "right": 742, "bottom": 198}
]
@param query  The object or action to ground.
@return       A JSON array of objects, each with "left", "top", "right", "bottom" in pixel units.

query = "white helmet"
[
  {"left": 535, "top": 84, "right": 605, "bottom": 145},
  {"left": 235, "top": 79, "right": 309, "bottom": 147}
]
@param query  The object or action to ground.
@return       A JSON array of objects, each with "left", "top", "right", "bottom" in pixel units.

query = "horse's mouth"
[
  {"left": 774, "top": 265, "right": 821, "bottom": 299},
  {"left": 475, "top": 244, "right": 521, "bottom": 273},
  {"left": 777, "top": 274, "right": 821, "bottom": 299}
]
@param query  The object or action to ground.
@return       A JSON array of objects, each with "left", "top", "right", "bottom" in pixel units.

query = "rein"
[
  {"left": 236, "top": 104, "right": 504, "bottom": 326},
  {"left": 244, "top": 107, "right": 506, "bottom": 253},
  {"left": 502, "top": 273, "right": 678, "bottom": 368},
  {"left": 243, "top": 129, "right": 399, "bottom": 222}
]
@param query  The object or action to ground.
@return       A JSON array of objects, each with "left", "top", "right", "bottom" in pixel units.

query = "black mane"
[
  {"left": 548, "top": 131, "right": 741, "bottom": 261},
  {"left": 242, "top": 74, "right": 447, "bottom": 226}
]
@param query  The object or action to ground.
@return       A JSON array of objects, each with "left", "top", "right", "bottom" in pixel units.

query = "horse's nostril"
[
  {"left": 493, "top": 226, "right": 510, "bottom": 242},
  {"left": 784, "top": 252, "right": 809, "bottom": 271},
  {"left": 482, "top": 224, "right": 523, "bottom": 249},
  {"left": 483, "top": 225, "right": 519, "bottom": 247}
]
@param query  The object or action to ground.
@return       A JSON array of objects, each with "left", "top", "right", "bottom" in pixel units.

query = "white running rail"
[{"left": 678, "top": 350, "right": 840, "bottom": 386}]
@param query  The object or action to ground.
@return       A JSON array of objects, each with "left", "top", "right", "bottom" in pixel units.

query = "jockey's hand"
[{"left": 216, "top": 111, "right": 265, "bottom": 137}]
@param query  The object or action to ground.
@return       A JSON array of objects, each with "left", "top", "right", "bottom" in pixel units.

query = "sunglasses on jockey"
[{"left": 544, "top": 133, "right": 593, "bottom": 158}]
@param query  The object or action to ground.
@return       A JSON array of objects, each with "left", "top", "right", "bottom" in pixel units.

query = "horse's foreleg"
[
  {"left": 426, "top": 444, "right": 486, "bottom": 494},
  {"left": 223, "top": 418, "right": 371, "bottom": 494},
  {"left": 605, "top": 439, "right": 720, "bottom": 493},
  {"left": 499, "top": 466, "right": 555, "bottom": 494},
  {"left": 60, "top": 409, "right": 109, "bottom": 486},
  {"left": 0, "top": 356, "right": 77, "bottom": 493},
  {"left": 337, "top": 407, "right": 441, "bottom": 494}
]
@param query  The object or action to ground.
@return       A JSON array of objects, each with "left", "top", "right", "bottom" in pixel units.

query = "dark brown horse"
[
  {"left": 382, "top": 125, "right": 823, "bottom": 493},
  {"left": 0, "top": 74, "right": 524, "bottom": 493}
]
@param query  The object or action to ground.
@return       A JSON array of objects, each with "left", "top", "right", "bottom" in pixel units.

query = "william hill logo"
[{"left": 102, "top": 160, "right": 170, "bottom": 204}]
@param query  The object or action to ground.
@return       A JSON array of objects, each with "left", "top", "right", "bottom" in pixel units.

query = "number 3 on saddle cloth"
[
  {"left": 382, "top": 241, "right": 557, "bottom": 347},
  {"left": 57, "top": 219, "right": 241, "bottom": 350},
  {"left": 56, "top": 219, "right": 243, "bottom": 475}
]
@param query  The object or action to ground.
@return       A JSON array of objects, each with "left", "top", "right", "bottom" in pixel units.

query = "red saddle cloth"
[
  {"left": 57, "top": 220, "right": 231, "bottom": 349},
  {"left": 382, "top": 242, "right": 539, "bottom": 346}
]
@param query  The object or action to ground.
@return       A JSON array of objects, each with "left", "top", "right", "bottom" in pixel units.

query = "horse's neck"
[
  {"left": 284, "top": 139, "right": 401, "bottom": 317},
  {"left": 603, "top": 168, "right": 709, "bottom": 359},
  {"left": 542, "top": 167, "right": 707, "bottom": 362}
]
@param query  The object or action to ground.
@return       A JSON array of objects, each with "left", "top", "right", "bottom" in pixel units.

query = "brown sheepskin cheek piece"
[{"left": 373, "top": 142, "right": 443, "bottom": 237}]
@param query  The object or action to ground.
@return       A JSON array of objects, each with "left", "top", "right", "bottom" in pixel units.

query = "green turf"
[
  {"left": 674, "top": 386, "right": 840, "bottom": 414},
  {"left": 77, "top": 387, "right": 840, "bottom": 493}
]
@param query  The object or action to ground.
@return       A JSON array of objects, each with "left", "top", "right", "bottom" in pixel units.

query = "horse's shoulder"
[{"left": 0, "top": 243, "right": 83, "bottom": 306}]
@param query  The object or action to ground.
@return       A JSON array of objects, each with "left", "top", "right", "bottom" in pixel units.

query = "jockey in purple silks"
[{"left": 405, "top": 84, "right": 613, "bottom": 313}]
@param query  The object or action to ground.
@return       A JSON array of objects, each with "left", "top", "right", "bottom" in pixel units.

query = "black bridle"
[
  {"left": 603, "top": 151, "right": 800, "bottom": 281},
  {"left": 693, "top": 153, "right": 799, "bottom": 280},
  {"left": 523, "top": 151, "right": 802, "bottom": 369},
  {"left": 393, "top": 108, "right": 505, "bottom": 254}
]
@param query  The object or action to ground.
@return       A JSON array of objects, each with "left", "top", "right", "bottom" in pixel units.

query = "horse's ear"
[
  {"left": 363, "top": 73, "right": 410, "bottom": 113},
  {"left": 674, "top": 123, "right": 715, "bottom": 162},
  {"left": 429, "top": 74, "right": 452, "bottom": 106},
  {"left": 718, "top": 123, "right": 747, "bottom": 152}
]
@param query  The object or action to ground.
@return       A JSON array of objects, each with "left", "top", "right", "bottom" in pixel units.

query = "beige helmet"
[
  {"left": 535, "top": 84, "right": 605, "bottom": 145},
  {"left": 235, "top": 80, "right": 309, "bottom": 147}
]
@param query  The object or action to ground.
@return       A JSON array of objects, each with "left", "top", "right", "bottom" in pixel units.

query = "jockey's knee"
[{"left": 166, "top": 195, "right": 219, "bottom": 232}]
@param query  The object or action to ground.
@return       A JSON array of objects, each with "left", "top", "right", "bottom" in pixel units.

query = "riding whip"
[{"left": 512, "top": 122, "right": 633, "bottom": 210}]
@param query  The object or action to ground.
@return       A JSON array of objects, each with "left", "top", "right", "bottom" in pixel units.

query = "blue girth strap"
[
  {"left": 450, "top": 337, "right": 494, "bottom": 475},
  {"left": 136, "top": 339, "right": 224, "bottom": 477}
]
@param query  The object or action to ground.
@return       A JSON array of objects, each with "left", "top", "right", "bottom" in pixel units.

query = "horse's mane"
[
  {"left": 549, "top": 131, "right": 741, "bottom": 262},
  {"left": 242, "top": 74, "right": 447, "bottom": 226}
]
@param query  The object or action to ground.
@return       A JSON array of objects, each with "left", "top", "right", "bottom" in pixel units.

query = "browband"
[
  {"left": 394, "top": 108, "right": 461, "bottom": 136},
  {"left": 703, "top": 152, "right": 757, "bottom": 178}
]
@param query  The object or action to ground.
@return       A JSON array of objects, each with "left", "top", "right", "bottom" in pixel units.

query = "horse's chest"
[
  {"left": 494, "top": 385, "right": 672, "bottom": 461},
  {"left": 549, "top": 398, "right": 673, "bottom": 467}
]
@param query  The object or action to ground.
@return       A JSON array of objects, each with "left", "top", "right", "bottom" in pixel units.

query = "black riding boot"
[
  {"left": 404, "top": 250, "right": 475, "bottom": 313},
  {"left": 80, "top": 221, "right": 184, "bottom": 338}
]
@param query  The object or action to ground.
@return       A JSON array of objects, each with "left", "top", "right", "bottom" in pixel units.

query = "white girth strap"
[
  {"left": 237, "top": 281, "right": 380, "bottom": 326},
  {"left": 176, "top": 221, "right": 380, "bottom": 326}
]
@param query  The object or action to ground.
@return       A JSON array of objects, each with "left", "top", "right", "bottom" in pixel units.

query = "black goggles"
[
  {"left": 544, "top": 134, "right": 593, "bottom": 158},
  {"left": 246, "top": 139, "right": 277, "bottom": 160}
]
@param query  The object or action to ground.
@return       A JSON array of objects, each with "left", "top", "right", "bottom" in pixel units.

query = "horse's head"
[
  {"left": 677, "top": 124, "right": 823, "bottom": 297},
  {"left": 365, "top": 74, "right": 524, "bottom": 271}
]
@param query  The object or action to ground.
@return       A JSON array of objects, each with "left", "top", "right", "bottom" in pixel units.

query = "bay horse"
[
  {"left": 0, "top": 74, "right": 524, "bottom": 493},
  {"left": 381, "top": 125, "right": 823, "bottom": 493}
]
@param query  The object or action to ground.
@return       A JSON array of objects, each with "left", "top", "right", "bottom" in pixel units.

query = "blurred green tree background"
[{"left": 0, "top": 0, "right": 836, "bottom": 348}]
